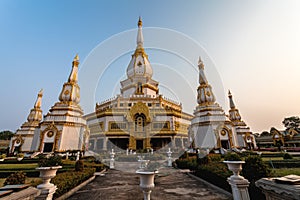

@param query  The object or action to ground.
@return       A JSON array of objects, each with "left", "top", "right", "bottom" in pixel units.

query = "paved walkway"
[{"left": 67, "top": 162, "right": 231, "bottom": 200}]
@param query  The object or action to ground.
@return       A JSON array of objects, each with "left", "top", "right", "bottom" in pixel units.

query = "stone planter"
[
  {"left": 223, "top": 161, "right": 245, "bottom": 180},
  {"left": 36, "top": 166, "right": 62, "bottom": 189},
  {"left": 0, "top": 158, "right": 4, "bottom": 162},
  {"left": 36, "top": 166, "right": 62, "bottom": 200},
  {"left": 223, "top": 161, "right": 250, "bottom": 200},
  {"left": 17, "top": 157, "right": 23, "bottom": 161},
  {"left": 136, "top": 170, "right": 158, "bottom": 200}
]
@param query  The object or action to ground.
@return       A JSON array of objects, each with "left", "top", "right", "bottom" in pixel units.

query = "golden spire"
[
  {"left": 228, "top": 90, "right": 242, "bottom": 122},
  {"left": 197, "top": 57, "right": 216, "bottom": 105},
  {"left": 228, "top": 90, "right": 236, "bottom": 109},
  {"left": 136, "top": 16, "right": 144, "bottom": 48},
  {"left": 74, "top": 54, "right": 79, "bottom": 62},
  {"left": 26, "top": 89, "right": 43, "bottom": 123},
  {"left": 138, "top": 16, "right": 142, "bottom": 27},
  {"left": 68, "top": 54, "right": 79, "bottom": 83},
  {"left": 34, "top": 89, "right": 43, "bottom": 109},
  {"left": 38, "top": 89, "right": 43, "bottom": 97},
  {"left": 198, "top": 56, "right": 208, "bottom": 85},
  {"left": 198, "top": 56, "right": 204, "bottom": 70}
]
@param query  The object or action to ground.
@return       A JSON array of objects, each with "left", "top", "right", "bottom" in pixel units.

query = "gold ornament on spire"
[
  {"left": 138, "top": 16, "right": 142, "bottom": 27},
  {"left": 38, "top": 89, "right": 43, "bottom": 97},
  {"left": 74, "top": 54, "right": 79, "bottom": 62},
  {"left": 198, "top": 56, "right": 204, "bottom": 69}
]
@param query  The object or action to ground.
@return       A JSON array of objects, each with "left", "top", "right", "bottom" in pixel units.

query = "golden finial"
[
  {"left": 138, "top": 16, "right": 142, "bottom": 27},
  {"left": 38, "top": 89, "right": 43, "bottom": 97},
  {"left": 74, "top": 54, "right": 79, "bottom": 62},
  {"left": 198, "top": 56, "right": 204, "bottom": 69}
]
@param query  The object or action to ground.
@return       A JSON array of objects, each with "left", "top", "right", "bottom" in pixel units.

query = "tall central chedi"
[
  {"left": 86, "top": 18, "right": 193, "bottom": 152},
  {"left": 31, "top": 55, "right": 89, "bottom": 152}
]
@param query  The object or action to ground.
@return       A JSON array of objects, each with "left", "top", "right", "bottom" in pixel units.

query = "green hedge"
[
  {"left": 52, "top": 168, "right": 95, "bottom": 198},
  {"left": 175, "top": 153, "right": 273, "bottom": 200},
  {"left": 84, "top": 162, "right": 106, "bottom": 172},
  {"left": 194, "top": 163, "right": 231, "bottom": 192},
  {"left": 175, "top": 158, "right": 198, "bottom": 170},
  {"left": 266, "top": 159, "right": 300, "bottom": 168}
]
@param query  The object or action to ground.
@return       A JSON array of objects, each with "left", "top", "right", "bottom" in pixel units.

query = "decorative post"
[
  {"left": 110, "top": 149, "right": 115, "bottom": 169},
  {"left": 150, "top": 148, "right": 153, "bottom": 155},
  {"left": 126, "top": 148, "right": 129, "bottom": 156},
  {"left": 76, "top": 151, "right": 80, "bottom": 161},
  {"left": 223, "top": 161, "right": 250, "bottom": 200},
  {"left": 167, "top": 148, "right": 172, "bottom": 167},
  {"left": 136, "top": 170, "right": 158, "bottom": 200}
]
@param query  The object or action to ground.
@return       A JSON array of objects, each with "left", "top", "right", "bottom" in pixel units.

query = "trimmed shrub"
[
  {"left": 224, "top": 152, "right": 242, "bottom": 161},
  {"left": 283, "top": 153, "right": 293, "bottom": 160},
  {"left": 195, "top": 162, "right": 231, "bottom": 192},
  {"left": 84, "top": 162, "right": 106, "bottom": 172},
  {"left": 75, "top": 160, "right": 84, "bottom": 171},
  {"left": 4, "top": 171, "right": 26, "bottom": 185},
  {"left": 208, "top": 153, "right": 221, "bottom": 162},
  {"left": 197, "top": 155, "right": 211, "bottom": 165},
  {"left": 175, "top": 157, "right": 198, "bottom": 170},
  {"left": 52, "top": 168, "right": 95, "bottom": 198},
  {"left": 38, "top": 155, "right": 63, "bottom": 167},
  {"left": 242, "top": 155, "right": 271, "bottom": 200},
  {"left": 243, "top": 155, "right": 271, "bottom": 182}
]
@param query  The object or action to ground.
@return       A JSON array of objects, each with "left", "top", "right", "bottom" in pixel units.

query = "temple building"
[
  {"left": 85, "top": 18, "right": 193, "bottom": 152},
  {"left": 10, "top": 55, "right": 89, "bottom": 153},
  {"left": 9, "top": 90, "right": 43, "bottom": 153},
  {"left": 10, "top": 18, "right": 256, "bottom": 154},
  {"left": 189, "top": 58, "right": 256, "bottom": 150}
]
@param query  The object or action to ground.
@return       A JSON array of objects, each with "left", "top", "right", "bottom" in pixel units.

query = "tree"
[
  {"left": 260, "top": 131, "right": 270, "bottom": 137},
  {"left": 282, "top": 116, "right": 300, "bottom": 130},
  {"left": 0, "top": 130, "right": 14, "bottom": 140}
]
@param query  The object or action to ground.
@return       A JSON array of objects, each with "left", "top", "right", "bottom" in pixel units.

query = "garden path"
[{"left": 67, "top": 162, "right": 231, "bottom": 200}]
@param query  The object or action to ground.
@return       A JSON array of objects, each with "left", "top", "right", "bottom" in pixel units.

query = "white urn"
[
  {"left": 36, "top": 166, "right": 62, "bottom": 189},
  {"left": 136, "top": 170, "right": 158, "bottom": 200},
  {"left": 223, "top": 161, "right": 245, "bottom": 180}
]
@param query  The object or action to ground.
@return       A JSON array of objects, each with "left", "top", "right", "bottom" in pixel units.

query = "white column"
[
  {"left": 181, "top": 137, "right": 184, "bottom": 148},
  {"left": 103, "top": 137, "right": 108, "bottom": 150},
  {"left": 171, "top": 137, "right": 175, "bottom": 148},
  {"left": 93, "top": 139, "right": 97, "bottom": 151}
]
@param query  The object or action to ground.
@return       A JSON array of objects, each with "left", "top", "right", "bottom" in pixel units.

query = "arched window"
[{"left": 135, "top": 114, "right": 145, "bottom": 132}]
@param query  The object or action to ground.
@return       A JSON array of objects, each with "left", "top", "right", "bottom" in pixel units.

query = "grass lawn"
[
  {"left": 262, "top": 157, "right": 284, "bottom": 161},
  {"left": 0, "top": 177, "right": 42, "bottom": 187},
  {"left": 272, "top": 168, "right": 300, "bottom": 177},
  {"left": 0, "top": 163, "right": 38, "bottom": 170}
]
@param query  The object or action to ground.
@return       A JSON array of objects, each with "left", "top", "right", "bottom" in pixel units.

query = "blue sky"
[{"left": 1, "top": 0, "right": 300, "bottom": 133}]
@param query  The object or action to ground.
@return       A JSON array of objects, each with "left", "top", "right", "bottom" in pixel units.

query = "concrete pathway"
[{"left": 67, "top": 162, "right": 231, "bottom": 200}]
